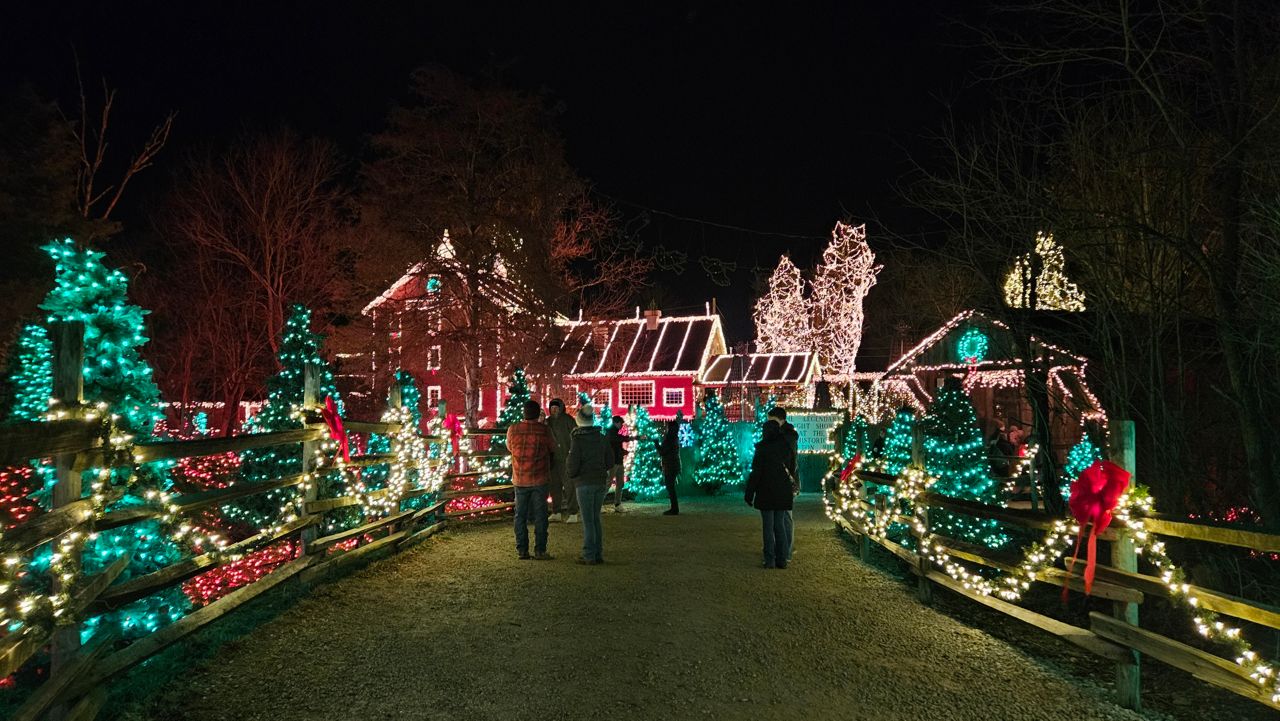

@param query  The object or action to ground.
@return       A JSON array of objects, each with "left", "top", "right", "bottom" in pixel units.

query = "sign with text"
[{"left": 788, "top": 411, "right": 841, "bottom": 454}]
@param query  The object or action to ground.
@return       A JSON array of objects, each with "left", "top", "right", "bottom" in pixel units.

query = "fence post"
[
  {"left": 914, "top": 504, "right": 933, "bottom": 604},
  {"left": 1107, "top": 419, "right": 1141, "bottom": 711},
  {"left": 856, "top": 480, "right": 871, "bottom": 562},
  {"left": 300, "top": 363, "right": 320, "bottom": 554},
  {"left": 49, "top": 321, "right": 85, "bottom": 721}
]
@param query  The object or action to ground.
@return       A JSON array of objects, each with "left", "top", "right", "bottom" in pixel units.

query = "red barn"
[{"left": 545, "top": 310, "right": 727, "bottom": 420}]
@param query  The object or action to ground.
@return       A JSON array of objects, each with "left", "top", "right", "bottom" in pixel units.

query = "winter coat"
[
  {"left": 745, "top": 422, "right": 796, "bottom": 511},
  {"left": 546, "top": 412, "right": 575, "bottom": 470},
  {"left": 778, "top": 421, "right": 799, "bottom": 478},
  {"left": 568, "top": 427, "right": 616, "bottom": 487},
  {"left": 606, "top": 427, "right": 631, "bottom": 464},
  {"left": 658, "top": 423, "right": 681, "bottom": 476}
]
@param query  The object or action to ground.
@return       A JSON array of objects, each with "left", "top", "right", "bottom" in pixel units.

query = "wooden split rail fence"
[
  {"left": 830, "top": 420, "right": 1280, "bottom": 713},
  {"left": 0, "top": 321, "right": 514, "bottom": 721}
]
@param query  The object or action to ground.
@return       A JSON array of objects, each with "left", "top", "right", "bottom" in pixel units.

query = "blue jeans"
[
  {"left": 514, "top": 485, "right": 549, "bottom": 555},
  {"left": 760, "top": 509, "right": 789, "bottom": 568},
  {"left": 576, "top": 484, "right": 607, "bottom": 561},
  {"left": 783, "top": 510, "right": 794, "bottom": 560}
]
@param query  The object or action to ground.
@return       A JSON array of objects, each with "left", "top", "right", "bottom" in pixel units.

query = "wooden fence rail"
[
  {"left": 0, "top": 321, "right": 515, "bottom": 721},
  {"left": 830, "top": 419, "right": 1280, "bottom": 713}
]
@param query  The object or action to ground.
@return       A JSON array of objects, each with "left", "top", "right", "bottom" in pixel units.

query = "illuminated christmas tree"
[
  {"left": 1061, "top": 437, "right": 1102, "bottom": 500},
  {"left": 0, "top": 325, "right": 53, "bottom": 526},
  {"left": 41, "top": 239, "right": 163, "bottom": 435},
  {"left": 695, "top": 391, "right": 739, "bottom": 493},
  {"left": 234, "top": 305, "right": 342, "bottom": 532},
  {"left": 880, "top": 407, "right": 916, "bottom": 476},
  {"left": 626, "top": 406, "right": 664, "bottom": 500},
  {"left": 842, "top": 414, "right": 872, "bottom": 460},
  {"left": 481, "top": 367, "right": 530, "bottom": 485},
  {"left": 810, "top": 222, "right": 880, "bottom": 380},
  {"left": 921, "top": 378, "right": 1007, "bottom": 548},
  {"left": 752, "top": 393, "right": 776, "bottom": 443},
  {"left": 754, "top": 255, "right": 813, "bottom": 353},
  {"left": 1002, "top": 232, "right": 1086, "bottom": 311},
  {"left": 4, "top": 324, "right": 53, "bottom": 423},
  {"left": 38, "top": 239, "right": 188, "bottom": 637}
]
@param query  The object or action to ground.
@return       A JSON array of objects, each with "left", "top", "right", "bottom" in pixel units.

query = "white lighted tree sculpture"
[
  {"left": 753, "top": 255, "right": 814, "bottom": 353},
  {"left": 810, "top": 222, "right": 880, "bottom": 380},
  {"left": 1002, "top": 232, "right": 1086, "bottom": 311}
]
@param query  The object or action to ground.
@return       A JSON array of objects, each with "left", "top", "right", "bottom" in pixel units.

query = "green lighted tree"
[
  {"left": 1062, "top": 438, "right": 1102, "bottom": 501},
  {"left": 842, "top": 414, "right": 872, "bottom": 460},
  {"left": 41, "top": 239, "right": 163, "bottom": 435},
  {"left": 38, "top": 239, "right": 187, "bottom": 638},
  {"left": 752, "top": 393, "right": 777, "bottom": 443},
  {"left": 880, "top": 407, "right": 916, "bottom": 476},
  {"left": 482, "top": 367, "right": 531, "bottom": 485},
  {"left": 627, "top": 406, "right": 664, "bottom": 500},
  {"left": 233, "top": 305, "right": 343, "bottom": 531},
  {"left": 695, "top": 390, "right": 740, "bottom": 494},
  {"left": 3, "top": 323, "right": 52, "bottom": 423},
  {"left": 921, "top": 378, "right": 1007, "bottom": 548}
]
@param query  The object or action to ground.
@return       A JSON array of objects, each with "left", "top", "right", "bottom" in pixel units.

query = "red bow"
[
  {"left": 1065, "top": 459, "right": 1130, "bottom": 597},
  {"left": 444, "top": 412, "right": 462, "bottom": 457},
  {"left": 839, "top": 454, "right": 862, "bottom": 483},
  {"left": 320, "top": 395, "right": 350, "bottom": 463}
]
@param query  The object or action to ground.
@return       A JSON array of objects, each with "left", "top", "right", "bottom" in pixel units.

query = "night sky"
[{"left": 2, "top": 2, "right": 977, "bottom": 342}]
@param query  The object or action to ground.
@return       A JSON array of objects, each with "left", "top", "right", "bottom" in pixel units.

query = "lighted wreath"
[{"left": 955, "top": 326, "right": 989, "bottom": 365}]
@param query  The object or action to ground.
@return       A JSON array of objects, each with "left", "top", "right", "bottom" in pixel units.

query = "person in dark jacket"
[
  {"left": 545, "top": 398, "right": 577, "bottom": 522},
  {"left": 568, "top": 406, "right": 616, "bottom": 564},
  {"left": 745, "top": 421, "right": 795, "bottom": 569},
  {"left": 605, "top": 416, "right": 633, "bottom": 513},
  {"left": 657, "top": 413, "right": 683, "bottom": 515},
  {"left": 766, "top": 407, "right": 800, "bottom": 562}
]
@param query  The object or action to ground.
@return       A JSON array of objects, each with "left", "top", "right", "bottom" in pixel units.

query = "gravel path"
[{"left": 138, "top": 495, "right": 1150, "bottom": 721}]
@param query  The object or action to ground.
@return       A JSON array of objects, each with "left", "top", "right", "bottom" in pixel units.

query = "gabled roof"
[
  {"left": 699, "top": 352, "right": 819, "bottom": 386},
  {"left": 881, "top": 309, "right": 1086, "bottom": 378},
  {"left": 548, "top": 314, "right": 727, "bottom": 378}
]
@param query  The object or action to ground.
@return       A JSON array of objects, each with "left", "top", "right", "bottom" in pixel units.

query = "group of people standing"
[{"left": 505, "top": 399, "right": 683, "bottom": 565}]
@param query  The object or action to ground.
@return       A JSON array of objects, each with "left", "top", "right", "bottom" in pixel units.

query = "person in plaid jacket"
[{"left": 507, "top": 400, "right": 556, "bottom": 560}]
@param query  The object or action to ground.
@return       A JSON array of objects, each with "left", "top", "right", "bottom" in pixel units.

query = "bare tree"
[
  {"left": 68, "top": 59, "right": 175, "bottom": 238},
  {"left": 904, "top": 1, "right": 1280, "bottom": 523},
  {"left": 161, "top": 129, "right": 348, "bottom": 355}
]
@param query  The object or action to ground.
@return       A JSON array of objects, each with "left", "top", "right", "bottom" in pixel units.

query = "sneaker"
[
  {"left": 566, "top": 514, "right": 579, "bottom": 524},
  {"left": 518, "top": 553, "right": 532, "bottom": 560},
  {"left": 533, "top": 552, "right": 554, "bottom": 561},
  {"left": 663, "top": 509, "right": 679, "bottom": 516}
]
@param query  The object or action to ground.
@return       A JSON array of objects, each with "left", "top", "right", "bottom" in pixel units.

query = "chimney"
[{"left": 643, "top": 307, "right": 661, "bottom": 331}]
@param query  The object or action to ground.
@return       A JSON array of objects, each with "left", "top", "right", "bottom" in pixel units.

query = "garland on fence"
[
  {"left": 0, "top": 404, "right": 136, "bottom": 633},
  {"left": 827, "top": 460, "right": 1280, "bottom": 705}
]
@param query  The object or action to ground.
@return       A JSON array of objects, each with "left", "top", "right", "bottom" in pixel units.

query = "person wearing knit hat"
[{"left": 567, "top": 405, "right": 615, "bottom": 564}]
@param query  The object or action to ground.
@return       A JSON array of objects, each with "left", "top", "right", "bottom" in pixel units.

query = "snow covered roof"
[
  {"left": 699, "top": 352, "right": 818, "bottom": 387},
  {"left": 547, "top": 314, "right": 727, "bottom": 378}
]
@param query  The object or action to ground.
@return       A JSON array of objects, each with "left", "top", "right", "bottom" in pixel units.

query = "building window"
[
  {"left": 591, "top": 389, "right": 612, "bottom": 409},
  {"left": 618, "top": 381, "right": 655, "bottom": 407},
  {"left": 426, "top": 385, "right": 442, "bottom": 409},
  {"left": 427, "top": 345, "right": 442, "bottom": 370},
  {"left": 663, "top": 387, "right": 685, "bottom": 407}
]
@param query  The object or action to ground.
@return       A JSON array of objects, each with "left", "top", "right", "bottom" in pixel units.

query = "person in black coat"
[
  {"left": 766, "top": 406, "right": 800, "bottom": 562},
  {"left": 745, "top": 421, "right": 795, "bottom": 569},
  {"left": 657, "top": 413, "right": 683, "bottom": 516}
]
